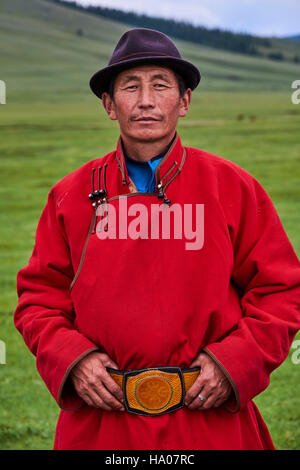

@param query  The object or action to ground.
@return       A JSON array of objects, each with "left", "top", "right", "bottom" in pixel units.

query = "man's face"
[{"left": 102, "top": 65, "right": 191, "bottom": 146}]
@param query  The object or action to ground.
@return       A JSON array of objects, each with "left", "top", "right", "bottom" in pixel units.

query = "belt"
[{"left": 107, "top": 366, "right": 200, "bottom": 416}]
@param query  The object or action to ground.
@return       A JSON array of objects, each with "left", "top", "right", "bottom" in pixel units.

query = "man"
[{"left": 14, "top": 28, "right": 300, "bottom": 450}]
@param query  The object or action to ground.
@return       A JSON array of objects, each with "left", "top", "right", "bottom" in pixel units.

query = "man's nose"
[{"left": 137, "top": 85, "right": 155, "bottom": 108}]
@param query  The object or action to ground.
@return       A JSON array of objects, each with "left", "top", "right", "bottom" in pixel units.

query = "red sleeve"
[
  {"left": 204, "top": 173, "right": 300, "bottom": 411},
  {"left": 14, "top": 187, "right": 99, "bottom": 411}
]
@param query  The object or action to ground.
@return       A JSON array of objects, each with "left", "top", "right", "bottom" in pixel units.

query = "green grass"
[{"left": 0, "top": 0, "right": 300, "bottom": 450}]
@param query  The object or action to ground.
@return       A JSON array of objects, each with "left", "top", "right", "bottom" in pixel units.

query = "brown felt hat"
[{"left": 89, "top": 28, "right": 201, "bottom": 99}]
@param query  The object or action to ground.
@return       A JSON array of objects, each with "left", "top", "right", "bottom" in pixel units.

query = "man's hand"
[
  {"left": 185, "top": 352, "right": 232, "bottom": 410},
  {"left": 70, "top": 351, "right": 125, "bottom": 411}
]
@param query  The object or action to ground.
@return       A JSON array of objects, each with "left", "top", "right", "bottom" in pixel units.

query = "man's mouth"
[{"left": 132, "top": 116, "right": 161, "bottom": 122}]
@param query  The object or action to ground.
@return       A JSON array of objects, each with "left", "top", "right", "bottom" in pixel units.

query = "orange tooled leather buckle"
[{"left": 123, "top": 367, "right": 185, "bottom": 416}]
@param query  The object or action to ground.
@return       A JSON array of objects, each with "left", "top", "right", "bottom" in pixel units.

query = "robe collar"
[
  {"left": 88, "top": 132, "right": 187, "bottom": 234},
  {"left": 115, "top": 132, "right": 186, "bottom": 196}
]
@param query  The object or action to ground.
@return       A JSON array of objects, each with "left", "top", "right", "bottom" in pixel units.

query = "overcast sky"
[{"left": 65, "top": 0, "right": 300, "bottom": 37}]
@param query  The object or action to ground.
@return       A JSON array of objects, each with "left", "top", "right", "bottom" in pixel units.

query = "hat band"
[{"left": 110, "top": 50, "right": 177, "bottom": 65}]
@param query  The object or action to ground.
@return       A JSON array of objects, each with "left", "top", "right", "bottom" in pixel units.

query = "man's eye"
[
  {"left": 154, "top": 83, "right": 166, "bottom": 88},
  {"left": 126, "top": 85, "right": 138, "bottom": 90}
]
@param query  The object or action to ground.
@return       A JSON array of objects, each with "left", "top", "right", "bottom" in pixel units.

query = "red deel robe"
[{"left": 14, "top": 134, "right": 300, "bottom": 450}]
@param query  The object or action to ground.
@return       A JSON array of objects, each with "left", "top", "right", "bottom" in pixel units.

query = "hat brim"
[{"left": 89, "top": 56, "right": 201, "bottom": 100}]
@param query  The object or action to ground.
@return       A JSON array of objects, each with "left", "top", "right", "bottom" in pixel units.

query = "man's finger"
[
  {"left": 100, "top": 355, "right": 119, "bottom": 370},
  {"left": 81, "top": 389, "right": 113, "bottom": 411},
  {"left": 198, "top": 387, "right": 230, "bottom": 410},
  {"left": 94, "top": 382, "right": 125, "bottom": 411},
  {"left": 212, "top": 388, "right": 232, "bottom": 408},
  {"left": 212, "top": 396, "right": 226, "bottom": 408},
  {"left": 186, "top": 385, "right": 210, "bottom": 409},
  {"left": 184, "top": 375, "right": 205, "bottom": 405},
  {"left": 97, "top": 368, "right": 124, "bottom": 404},
  {"left": 201, "top": 392, "right": 220, "bottom": 410},
  {"left": 189, "top": 352, "right": 207, "bottom": 369}
]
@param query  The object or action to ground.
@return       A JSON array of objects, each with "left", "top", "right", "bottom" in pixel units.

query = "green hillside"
[
  {"left": 284, "top": 35, "right": 300, "bottom": 42},
  {"left": 49, "top": 0, "right": 300, "bottom": 63},
  {"left": 0, "top": 0, "right": 300, "bottom": 104},
  {"left": 0, "top": 0, "right": 299, "bottom": 451}
]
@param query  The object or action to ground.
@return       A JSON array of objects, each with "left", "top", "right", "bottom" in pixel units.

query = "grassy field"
[{"left": 0, "top": 0, "right": 300, "bottom": 450}]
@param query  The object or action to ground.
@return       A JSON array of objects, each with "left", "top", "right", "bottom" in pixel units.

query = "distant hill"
[
  {"left": 47, "top": 0, "right": 300, "bottom": 63},
  {"left": 284, "top": 35, "right": 300, "bottom": 42},
  {"left": 1, "top": 0, "right": 300, "bottom": 105}
]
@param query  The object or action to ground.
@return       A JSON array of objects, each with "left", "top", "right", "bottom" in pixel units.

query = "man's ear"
[
  {"left": 179, "top": 88, "right": 192, "bottom": 118},
  {"left": 102, "top": 92, "right": 117, "bottom": 120}
]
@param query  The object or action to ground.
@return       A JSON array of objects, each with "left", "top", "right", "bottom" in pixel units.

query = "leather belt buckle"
[{"left": 123, "top": 366, "right": 185, "bottom": 416}]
